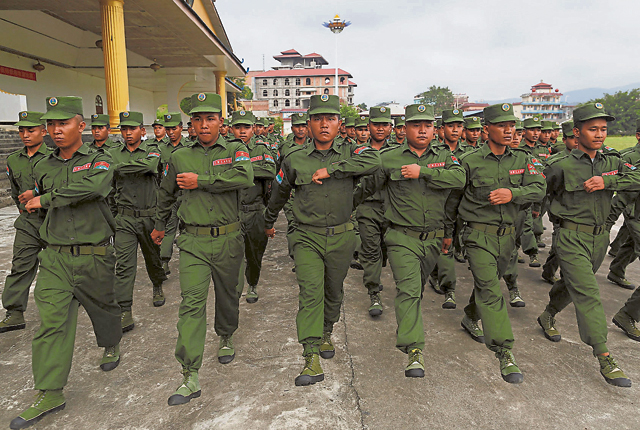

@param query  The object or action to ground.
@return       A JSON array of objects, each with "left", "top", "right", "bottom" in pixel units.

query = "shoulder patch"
[
  {"left": 94, "top": 161, "right": 110, "bottom": 170},
  {"left": 625, "top": 162, "right": 637, "bottom": 170},
  {"left": 354, "top": 146, "right": 370, "bottom": 155},
  {"left": 148, "top": 152, "right": 161, "bottom": 158},
  {"left": 264, "top": 153, "right": 275, "bottom": 163},
  {"left": 276, "top": 168, "right": 284, "bottom": 184},
  {"left": 235, "top": 150, "right": 250, "bottom": 161},
  {"left": 527, "top": 164, "right": 539, "bottom": 175},
  {"left": 451, "top": 155, "right": 459, "bottom": 165}
]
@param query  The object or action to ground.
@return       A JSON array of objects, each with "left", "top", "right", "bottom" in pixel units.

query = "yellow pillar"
[
  {"left": 214, "top": 70, "right": 227, "bottom": 117},
  {"left": 100, "top": 0, "right": 130, "bottom": 130}
]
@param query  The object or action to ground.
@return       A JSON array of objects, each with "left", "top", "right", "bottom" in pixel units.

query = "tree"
[
  {"left": 416, "top": 85, "right": 455, "bottom": 114},
  {"left": 357, "top": 102, "right": 368, "bottom": 111},
  {"left": 156, "top": 104, "right": 168, "bottom": 120},
  {"left": 274, "top": 116, "right": 284, "bottom": 135},
  {"left": 586, "top": 89, "right": 640, "bottom": 135},
  {"left": 231, "top": 77, "right": 253, "bottom": 100},
  {"left": 340, "top": 103, "right": 358, "bottom": 119}
]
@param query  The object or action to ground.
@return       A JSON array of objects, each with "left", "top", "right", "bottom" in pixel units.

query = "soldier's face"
[
  {"left": 153, "top": 125, "right": 166, "bottom": 139},
  {"left": 466, "top": 128, "right": 481, "bottom": 143},
  {"left": 524, "top": 127, "right": 541, "bottom": 143},
  {"left": 511, "top": 130, "right": 524, "bottom": 147},
  {"left": 346, "top": 126, "right": 356, "bottom": 139},
  {"left": 575, "top": 118, "right": 607, "bottom": 151},
  {"left": 308, "top": 114, "right": 340, "bottom": 145},
  {"left": 368, "top": 122, "right": 392, "bottom": 143},
  {"left": 481, "top": 129, "right": 489, "bottom": 141},
  {"left": 291, "top": 124, "right": 307, "bottom": 140},
  {"left": 268, "top": 124, "right": 274, "bottom": 133},
  {"left": 443, "top": 122, "right": 463, "bottom": 144},
  {"left": 355, "top": 126, "right": 370, "bottom": 144},
  {"left": 120, "top": 125, "right": 143, "bottom": 146},
  {"left": 340, "top": 124, "right": 346, "bottom": 134},
  {"left": 539, "top": 130, "right": 552, "bottom": 143},
  {"left": 563, "top": 136, "right": 578, "bottom": 150},
  {"left": 394, "top": 125, "right": 406, "bottom": 141},
  {"left": 255, "top": 125, "right": 265, "bottom": 135},
  {"left": 232, "top": 123, "right": 254, "bottom": 143},
  {"left": 551, "top": 129, "right": 560, "bottom": 140},
  {"left": 486, "top": 121, "right": 515, "bottom": 147},
  {"left": 405, "top": 120, "right": 435, "bottom": 149},
  {"left": 92, "top": 125, "right": 110, "bottom": 142},
  {"left": 191, "top": 112, "right": 222, "bottom": 145},
  {"left": 220, "top": 124, "right": 228, "bottom": 135},
  {"left": 19, "top": 125, "right": 46, "bottom": 148},
  {"left": 47, "top": 116, "right": 85, "bottom": 150},
  {"left": 165, "top": 125, "right": 183, "bottom": 144}
]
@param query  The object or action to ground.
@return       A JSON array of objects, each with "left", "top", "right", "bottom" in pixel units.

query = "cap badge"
[
  {"left": 417, "top": 105, "right": 426, "bottom": 113},
  {"left": 20, "top": 112, "right": 27, "bottom": 118},
  {"left": 298, "top": 113, "right": 303, "bottom": 117},
  {"left": 320, "top": 94, "right": 329, "bottom": 102},
  {"left": 380, "top": 107, "right": 386, "bottom": 113},
  {"left": 401, "top": 116, "right": 405, "bottom": 120},
  {"left": 48, "top": 97, "right": 58, "bottom": 107},
  {"left": 92, "top": 114, "right": 98, "bottom": 119},
  {"left": 166, "top": 114, "right": 172, "bottom": 120},
  {"left": 197, "top": 93, "right": 206, "bottom": 101},
  {"left": 472, "top": 117, "right": 478, "bottom": 121},
  {"left": 533, "top": 117, "right": 539, "bottom": 122},
  {"left": 453, "top": 109, "right": 459, "bottom": 115},
  {"left": 501, "top": 103, "right": 510, "bottom": 112},
  {"left": 360, "top": 115, "right": 366, "bottom": 120},
  {"left": 122, "top": 111, "right": 129, "bottom": 118},
  {"left": 240, "top": 110, "right": 246, "bottom": 116},
  {"left": 595, "top": 102, "right": 603, "bottom": 109}
]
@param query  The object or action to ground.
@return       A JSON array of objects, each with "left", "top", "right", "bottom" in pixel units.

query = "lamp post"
[{"left": 323, "top": 15, "right": 350, "bottom": 102}]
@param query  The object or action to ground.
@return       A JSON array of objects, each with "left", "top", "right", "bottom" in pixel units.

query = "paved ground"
[{"left": 1, "top": 205, "right": 640, "bottom": 429}]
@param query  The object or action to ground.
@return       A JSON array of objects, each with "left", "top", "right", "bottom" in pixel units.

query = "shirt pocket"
[
  {"left": 471, "top": 177, "right": 495, "bottom": 200},
  {"left": 509, "top": 174, "right": 523, "bottom": 188},
  {"left": 388, "top": 170, "right": 411, "bottom": 196},
  {"left": 562, "top": 178, "right": 584, "bottom": 209}
]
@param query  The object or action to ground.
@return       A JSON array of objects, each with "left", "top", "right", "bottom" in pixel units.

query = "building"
[{"left": 520, "top": 81, "right": 567, "bottom": 121}]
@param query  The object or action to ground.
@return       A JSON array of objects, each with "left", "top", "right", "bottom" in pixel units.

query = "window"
[
  {"left": 273, "top": 79, "right": 278, "bottom": 86},
  {"left": 284, "top": 78, "right": 290, "bottom": 86},
  {"left": 262, "top": 90, "right": 268, "bottom": 97},
  {"left": 285, "top": 89, "right": 290, "bottom": 96},
  {"left": 296, "top": 89, "right": 301, "bottom": 96},
  {"left": 295, "top": 78, "right": 301, "bottom": 85},
  {"left": 95, "top": 95, "right": 104, "bottom": 114},
  {"left": 340, "top": 77, "right": 345, "bottom": 84},
  {"left": 324, "top": 88, "right": 329, "bottom": 95},
  {"left": 305, "top": 78, "right": 311, "bottom": 85},
  {"left": 325, "top": 77, "right": 330, "bottom": 84},
  {"left": 274, "top": 100, "right": 279, "bottom": 107},
  {"left": 295, "top": 99, "right": 300, "bottom": 107},
  {"left": 285, "top": 100, "right": 290, "bottom": 107},
  {"left": 273, "top": 90, "right": 278, "bottom": 97},
  {"left": 262, "top": 79, "right": 267, "bottom": 86}
]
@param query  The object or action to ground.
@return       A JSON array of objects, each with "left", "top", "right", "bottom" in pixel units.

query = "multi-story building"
[{"left": 520, "top": 81, "right": 567, "bottom": 121}]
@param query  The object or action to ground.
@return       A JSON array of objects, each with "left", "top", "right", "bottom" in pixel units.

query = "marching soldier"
[
  {"left": 88, "top": 113, "right": 121, "bottom": 152},
  {"left": 354, "top": 115, "right": 370, "bottom": 145},
  {"left": 345, "top": 116, "right": 357, "bottom": 143},
  {"left": 151, "top": 117, "right": 168, "bottom": 145},
  {"left": 464, "top": 116, "right": 483, "bottom": 149},
  {"left": 389, "top": 115, "right": 406, "bottom": 145}
]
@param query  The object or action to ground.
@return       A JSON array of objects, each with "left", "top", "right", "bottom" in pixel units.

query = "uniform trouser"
[
  {"left": 32, "top": 246, "right": 121, "bottom": 390},
  {"left": 609, "top": 222, "right": 630, "bottom": 255},
  {"left": 352, "top": 209, "right": 362, "bottom": 260},
  {"left": 519, "top": 208, "right": 538, "bottom": 256},
  {"left": 240, "top": 208, "right": 268, "bottom": 287},
  {"left": 546, "top": 228, "right": 609, "bottom": 356},
  {"left": 609, "top": 233, "right": 637, "bottom": 279},
  {"left": 430, "top": 219, "right": 460, "bottom": 294},
  {"left": 620, "top": 218, "right": 640, "bottom": 320},
  {"left": 356, "top": 202, "right": 388, "bottom": 295},
  {"left": 462, "top": 226, "right": 515, "bottom": 353},
  {"left": 160, "top": 201, "right": 180, "bottom": 262},
  {"left": 385, "top": 228, "right": 440, "bottom": 353},
  {"left": 114, "top": 214, "right": 167, "bottom": 312},
  {"left": 2, "top": 214, "right": 46, "bottom": 313},
  {"left": 542, "top": 222, "right": 561, "bottom": 279},
  {"left": 174, "top": 231, "right": 244, "bottom": 372},
  {"left": 532, "top": 199, "right": 546, "bottom": 239},
  {"left": 292, "top": 229, "right": 356, "bottom": 349},
  {"left": 284, "top": 199, "right": 296, "bottom": 260}
]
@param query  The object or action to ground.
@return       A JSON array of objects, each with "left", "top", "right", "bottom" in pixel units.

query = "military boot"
[
  {"left": 246, "top": 284, "right": 258, "bottom": 304},
  {"left": 368, "top": 292, "right": 383, "bottom": 317},
  {"left": 607, "top": 273, "right": 635, "bottom": 290},
  {"left": 517, "top": 255, "right": 525, "bottom": 264},
  {"left": 529, "top": 254, "right": 541, "bottom": 268},
  {"left": 509, "top": 289, "right": 525, "bottom": 308},
  {"left": 153, "top": 284, "right": 165, "bottom": 307},
  {"left": 167, "top": 370, "right": 201, "bottom": 406},
  {"left": 442, "top": 291, "right": 456, "bottom": 309},
  {"left": 319, "top": 332, "right": 335, "bottom": 359},
  {"left": 121, "top": 310, "right": 134, "bottom": 333},
  {"left": 428, "top": 277, "right": 444, "bottom": 295},
  {"left": 218, "top": 335, "right": 235, "bottom": 364},
  {"left": 536, "top": 235, "right": 545, "bottom": 248},
  {"left": 405, "top": 348, "right": 425, "bottom": 378},
  {"left": 10, "top": 389, "right": 65, "bottom": 429},
  {"left": 100, "top": 344, "right": 120, "bottom": 371},
  {"left": 162, "top": 261, "right": 171, "bottom": 275},
  {"left": 295, "top": 351, "right": 324, "bottom": 386},
  {"left": 454, "top": 251, "right": 466, "bottom": 263},
  {"left": 613, "top": 309, "right": 640, "bottom": 341},
  {"left": 537, "top": 310, "right": 561, "bottom": 342},
  {"left": 541, "top": 272, "right": 560, "bottom": 285},
  {"left": 598, "top": 354, "right": 632, "bottom": 387},
  {"left": 496, "top": 349, "right": 523, "bottom": 384},
  {"left": 461, "top": 315, "right": 484, "bottom": 343},
  {"left": 0, "top": 310, "right": 25, "bottom": 333}
]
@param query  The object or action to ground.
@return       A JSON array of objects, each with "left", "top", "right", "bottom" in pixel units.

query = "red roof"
[
  {"left": 304, "top": 53, "right": 323, "bottom": 58},
  {"left": 348, "top": 80, "right": 357, "bottom": 86},
  {"left": 280, "top": 49, "right": 299, "bottom": 55},
  {"left": 255, "top": 68, "right": 352, "bottom": 78},
  {"left": 532, "top": 82, "right": 552, "bottom": 88}
]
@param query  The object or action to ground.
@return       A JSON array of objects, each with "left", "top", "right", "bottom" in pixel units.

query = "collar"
[
  {"left": 479, "top": 142, "right": 513, "bottom": 159},
  {"left": 20, "top": 143, "right": 49, "bottom": 157},
  {"left": 400, "top": 141, "right": 438, "bottom": 157},
  {"left": 304, "top": 140, "right": 340, "bottom": 156},
  {"left": 570, "top": 148, "right": 603, "bottom": 161},
  {"left": 120, "top": 140, "right": 148, "bottom": 153},
  {"left": 53, "top": 142, "right": 91, "bottom": 160}
]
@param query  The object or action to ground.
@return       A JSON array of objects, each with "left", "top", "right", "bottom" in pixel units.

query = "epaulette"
[{"left": 458, "top": 147, "right": 480, "bottom": 161}]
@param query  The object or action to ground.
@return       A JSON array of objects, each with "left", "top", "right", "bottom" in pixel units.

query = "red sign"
[{"left": 0, "top": 65, "right": 36, "bottom": 81}]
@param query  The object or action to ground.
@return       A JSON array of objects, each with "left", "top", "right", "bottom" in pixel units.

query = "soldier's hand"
[
  {"left": 312, "top": 168, "right": 330, "bottom": 184},
  {"left": 441, "top": 238, "right": 452, "bottom": 254},
  {"left": 401, "top": 164, "right": 421, "bottom": 179},
  {"left": 531, "top": 210, "right": 540, "bottom": 218},
  {"left": 264, "top": 227, "right": 276, "bottom": 238},
  {"left": 18, "top": 189, "right": 35, "bottom": 204},
  {"left": 488, "top": 188, "right": 513, "bottom": 205},
  {"left": 24, "top": 196, "right": 42, "bottom": 213},
  {"left": 151, "top": 229, "right": 165, "bottom": 245},
  {"left": 584, "top": 176, "right": 605, "bottom": 193},
  {"left": 177, "top": 172, "right": 199, "bottom": 189}
]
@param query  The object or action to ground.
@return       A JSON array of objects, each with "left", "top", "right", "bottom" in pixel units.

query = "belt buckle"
[
  {"left": 210, "top": 227, "right": 220, "bottom": 237},
  {"left": 496, "top": 226, "right": 506, "bottom": 236},
  {"left": 134, "top": 209, "right": 141, "bottom": 217},
  {"left": 593, "top": 225, "right": 603, "bottom": 235},
  {"left": 419, "top": 231, "right": 429, "bottom": 241},
  {"left": 326, "top": 227, "right": 335, "bottom": 237},
  {"left": 70, "top": 245, "right": 81, "bottom": 256}
]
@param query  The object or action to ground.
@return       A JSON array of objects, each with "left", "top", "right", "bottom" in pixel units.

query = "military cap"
[
  {"left": 515, "top": 119, "right": 524, "bottom": 130},
  {"left": 405, "top": 104, "right": 436, "bottom": 122},
  {"left": 523, "top": 116, "right": 542, "bottom": 128},
  {"left": 152, "top": 117, "right": 164, "bottom": 127},
  {"left": 90, "top": 113, "right": 110, "bottom": 127},
  {"left": 189, "top": 92, "right": 221, "bottom": 115},
  {"left": 541, "top": 120, "right": 554, "bottom": 131},
  {"left": 345, "top": 116, "right": 356, "bottom": 127},
  {"left": 442, "top": 108, "right": 465, "bottom": 124},
  {"left": 483, "top": 103, "right": 518, "bottom": 124},
  {"left": 15, "top": 111, "right": 45, "bottom": 127},
  {"left": 369, "top": 106, "right": 392, "bottom": 124},
  {"left": 573, "top": 102, "right": 615, "bottom": 123},
  {"left": 394, "top": 115, "right": 406, "bottom": 127},
  {"left": 354, "top": 115, "right": 369, "bottom": 128},
  {"left": 223, "top": 118, "right": 230, "bottom": 126},
  {"left": 180, "top": 97, "right": 192, "bottom": 116},
  {"left": 163, "top": 112, "right": 182, "bottom": 127},
  {"left": 291, "top": 112, "right": 308, "bottom": 125},
  {"left": 267, "top": 117, "right": 275, "bottom": 125},
  {"left": 341, "top": 117, "right": 346, "bottom": 123},
  {"left": 435, "top": 118, "right": 442, "bottom": 127},
  {"left": 230, "top": 110, "right": 256, "bottom": 126},
  {"left": 561, "top": 121, "right": 574, "bottom": 137},
  {"left": 308, "top": 94, "right": 340, "bottom": 116},
  {"left": 262, "top": 117, "right": 270, "bottom": 127},
  {"left": 41, "top": 96, "right": 83, "bottom": 120},
  {"left": 464, "top": 116, "right": 482, "bottom": 129},
  {"left": 119, "top": 111, "right": 143, "bottom": 127},
  {"left": 553, "top": 121, "right": 561, "bottom": 130}
]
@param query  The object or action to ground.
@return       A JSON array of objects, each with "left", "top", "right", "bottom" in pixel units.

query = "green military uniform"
[
  {"left": 463, "top": 115, "right": 483, "bottom": 149},
  {"left": 1, "top": 112, "right": 50, "bottom": 331},
  {"left": 386, "top": 115, "right": 406, "bottom": 146},
  {"left": 109, "top": 111, "right": 166, "bottom": 325},
  {"left": 343, "top": 116, "right": 357, "bottom": 145},
  {"left": 151, "top": 117, "right": 169, "bottom": 145},
  {"left": 88, "top": 114, "right": 121, "bottom": 153}
]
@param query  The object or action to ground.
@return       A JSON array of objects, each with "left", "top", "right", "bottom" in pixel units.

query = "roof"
[
  {"left": 532, "top": 82, "right": 553, "bottom": 88},
  {"left": 255, "top": 68, "right": 352, "bottom": 78},
  {"left": 348, "top": 80, "right": 357, "bottom": 86}
]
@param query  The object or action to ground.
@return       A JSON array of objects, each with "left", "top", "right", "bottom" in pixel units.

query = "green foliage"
[
  {"left": 274, "top": 116, "right": 284, "bottom": 134},
  {"left": 340, "top": 103, "right": 358, "bottom": 118},
  {"left": 156, "top": 104, "right": 168, "bottom": 120},
  {"left": 357, "top": 102, "right": 368, "bottom": 111},
  {"left": 586, "top": 89, "right": 640, "bottom": 135},
  {"left": 231, "top": 77, "right": 253, "bottom": 100},
  {"left": 416, "top": 85, "right": 455, "bottom": 114}
]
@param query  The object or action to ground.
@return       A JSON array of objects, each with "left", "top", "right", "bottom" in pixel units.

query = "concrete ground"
[{"left": 1, "top": 205, "right": 640, "bottom": 430}]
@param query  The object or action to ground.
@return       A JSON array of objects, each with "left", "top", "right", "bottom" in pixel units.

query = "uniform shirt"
[
  {"left": 109, "top": 141, "right": 161, "bottom": 210},
  {"left": 265, "top": 139, "right": 381, "bottom": 229},
  {"left": 456, "top": 144, "right": 546, "bottom": 226},
  {"left": 519, "top": 140, "right": 552, "bottom": 163},
  {"left": 155, "top": 135, "right": 253, "bottom": 231},
  {"left": 152, "top": 136, "right": 169, "bottom": 146},
  {"left": 6, "top": 143, "right": 51, "bottom": 213},
  {"left": 34, "top": 143, "right": 115, "bottom": 245},
  {"left": 279, "top": 134, "right": 308, "bottom": 160},
  {"left": 88, "top": 137, "right": 121, "bottom": 153},
  {"left": 236, "top": 137, "right": 276, "bottom": 207},
  {"left": 159, "top": 137, "right": 193, "bottom": 167},
  {"left": 353, "top": 140, "right": 394, "bottom": 204}
]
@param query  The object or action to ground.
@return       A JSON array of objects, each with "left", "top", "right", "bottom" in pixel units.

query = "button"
[
  {"left": 70, "top": 237, "right": 75, "bottom": 240},
  {"left": 67, "top": 218, "right": 72, "bottom": 222},
  {"left": 205, "top": 171, "right": 209, "bottom": 174},
  {"left": 63, "top": 180, "right": 67, "bottom": 183}
]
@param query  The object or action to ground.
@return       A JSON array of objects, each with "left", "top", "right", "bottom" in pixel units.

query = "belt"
[
  {"left": 49, "top": 238, "right": 113, "bottom": 256},
  {"left": 118, "top": 207, "right": 155, "bottom": 217},
  {"left": 298, "top": 222, "right": 354, "bottom": 236},
  {"left": 560, "top": 220, "right": 605, "bottom": 235},
  {"left": 241, "top": 203, "right": 264, "bottom": 212},
  {"left": 183, "top": 221, "right": 241, "bottom": 237},
  {"left": 468, "top": 222, "right": 515, "bottom": 236},
  {"left": 391, "top": 225, "right": 444, "bottom": 241}
]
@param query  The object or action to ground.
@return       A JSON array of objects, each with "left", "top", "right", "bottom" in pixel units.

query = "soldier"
[
  {"left": 0, "top": 112, "right": 51, "bottom": 333},
  {"left": 151, "top": 93, "right": 253, "bottom": 405},
  {"left": 456, "top": 103, "right": 546, "bottom": 383},
  {"left": 345, "top": 116, "right": 357, "bottom": 143},
  {"left": 186, "top": 121, "right": 197, "bottom": 141},
  {"left": 464, "top": 116, "right": 483, "bottom": 148},
  {"left": 436, "top": 119, "right": 445, "bottom": 143},
  {"left": 390, "top": 115, "right": 406, "bottom": 145},
  {"left": 360, "top": 103, "right": 465, "bottom": 376},
  {"left": 264, "top": 94, "right": 380, "bottom": 386},
  {"left": 339, "top": 117, "right": 348, "bottom": 140},
  {"left": 537, "top": 103, "right": 640, "bottom": 387},
  {"left": 152, "top": 117, "right": 168, "bottom": 144},
  {"left": 10, "top": 96, "right": 122, "bottom": 429},
  {"left": 354, "top": 115, "right": 370, "bottom": 145},
  {"left": 88, "top": 113, "right": 120, "bottom": 152},
  {"left": 480, "top": 121, "right": 489, "bottom": 144},
  {"left": 219, "top": 118, "right": 230, "bottom": 140},
  {"left": 110, "top": 111, "right": 167, "bottom": 333}
]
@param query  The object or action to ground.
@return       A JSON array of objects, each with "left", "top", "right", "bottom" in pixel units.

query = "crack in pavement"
[{"left": 340, "top": 304, "right": 366, "bottom": 430}]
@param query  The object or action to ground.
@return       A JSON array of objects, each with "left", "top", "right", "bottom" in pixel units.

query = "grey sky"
[{"left": 217, "top": 0, "right": 640, "bottom": 106}]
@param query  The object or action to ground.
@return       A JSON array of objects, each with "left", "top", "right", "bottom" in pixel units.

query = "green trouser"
[
  {"left": 292, "top": 228, "right": 356, "bottom": 350},
  {"left": 620, "top": 218, "right": 640, "bottom": 320},
  {"left": 609, "top": 231, "right": 636, "bottom": 279},
  {"left": 240, "top": 207, "right": 269, "bottom": 287},
  {"left": 32, "top": 246, "right": 121, "bottom": 390},
  {"left": 542, "top": 222, "right": 560, "bottom": 279},
  {"left": 430, "top": 252, "right": 456, "bottom": 293},
  {"left": 356, "top": 202, "right": 388, "bottom": 294},
  {"left": 175, "top": 230, "right": 244, "bottom": 372},
  {"left": 462, "top": 226, "right": 515, "bottom": 353},
  {"left": 114, "top": 214, "right": 167, "bottom": 312},
  {"left": 546, "top": 228, "right": 609, "bottom": 356},
  {"left": 532, "top": 199, "right": 546, "bottom": 239},
  {"left": 352, "top": 209, "right": 362, "bottom": 260},
  {"left": 160, "top": 201, "right": 180, "bottom": 262},
  {"left": 284, "top": 198, "right": 296, "bottom": 260},
  {"left": 519, "top": 208, "right": 538, "bottom": 256},
  {"left": 385, "top": 228, "right": 440, "bottom": 353},
  {"left": 609, "top": 222, "right": 630, "bottom": 255},
  {"left": 2, "top": 213, "right": 46, "bottom": 313}
]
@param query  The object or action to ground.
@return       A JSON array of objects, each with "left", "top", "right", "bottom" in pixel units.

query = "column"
[{"left": 214, "top": 70, "right": 227, "bottom": 117}]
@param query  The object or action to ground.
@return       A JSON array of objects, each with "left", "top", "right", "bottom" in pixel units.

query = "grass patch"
[{"left": 604, "top": 135, "right": 637, "bottom": 151}]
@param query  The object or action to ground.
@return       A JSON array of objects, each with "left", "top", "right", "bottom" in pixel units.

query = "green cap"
[
  {"left": 41, "top": 96, "right": 83, "bottom": 120},
  {"left": 119, "top": 111, "right": 143, "bottom": 127},
  {"left": 354, "top": 115, "right": 369, "bottom": 128},
  {"left": 258, "top": 117, "right": 269, "bottom": 127},
  {"left": 163, "top": 112, "right": 182, "bottom": 127},
  {"left": 180, "top": 97, "right": 192, "bottom": 116},
  {"left": 394, "top": 115, "right": 406, "bottom": 127},
  {"left": 441, "top": 108, "right": 465, "bottom": 124},
  {"left": 515, "top": 119, "right": 524, "bottom": 130},
  {"left": 90, "top": 113, "right": 109, "bottom": 127},
  {"left": 464, "top": 116, "right": 482, "bottom": 129},
  {"left": 230, "top": 110, "right": 256, "bottom": 126},
  {"left": 15, "top": 111, "right": 45, "bottom": 127},
  {"left": 268, "top": 117, "right": 275, "bottom": 125},
  {"left": 561, "top": 121, "right": 574, "bottom": 137},
  {"left": 483, "top": 103, "right": 518, "bottom": 124},
  {"left": 553, "top": 121, "right": 561, "bottom": 130},
  {"left": 345, "top": 116, "right": 356, "bottom": 127},
  {"left": 436, "top": 118, "right": 442, "bottom": 127},
  {"left": 573, "top": 102, "right": 616, "bottom": 123},
  {"left": 152, "top": 117, "right": 164, "bottom": 127},
  {"left": 291, "top": 112, "right": 308, "bottom": 125},
  {"left": 405, "top": 104, "right": 436, "bottom": 122},
  {"left": 369, "top": 106, "right": 392, "bottom": 124},
  {"left": 541, "top": 120, "right": 554, "bottom": 131},
  {"left": 523, "top": 116, "right": 542, "bottom": 128},
  {"left": 189, "top": 92, "right": 222, "bottom": 115},
  {"left": 223, "top": 118, "right": 230, "bottom": 126},
  {"left": 308, "top": 94, "right": 340, "bottom": 116}
]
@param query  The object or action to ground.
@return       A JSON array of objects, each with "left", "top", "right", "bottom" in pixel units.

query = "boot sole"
[
  {"left": 319, "top": 350, "right": 335, "bottom": 359},
  {"left": 613, "top": 317, "right": 640, "bottom": 341},
  {"left": 529, "top": 263, "right": 541, "bottom": 268},
  {"left": 368, "top": 308, "right": 382, "bottom": 317},
  {"left": 429, "top": 280, "right": 444, "bottom": 295},
  {"left": 510, "top": 301, "right": 526, "bottom": 308},
  {"left": 537, "top": 243, "right": 546, "bottom": 248},
  {"left": 0, "top": 323, "right": 26, "bottom": 333},
  {"left": 122, "top": 323, "right": 134, "bottom": 333},
  {"left": 405, "top": 368, "right": 425, "bottom": 378},
  {"left": 502, "top": 372, "right": 524, "bottom": 384},
  {"left": 100, "top": 357, "right": 120, "bottom": 372},
  {"left": 218, "top": 353, "right": 235, "bottom": 364},
  {"left": 442, "top": 303, "right": 456, "bottom": 310},
  {"left": 537, "top": 317, "right": 561, "bottom": 342},
  {"left": 246, "top": 297, "right": 258, "bottom": 304},
  {"left": 168, "top": 390, "right": 201, "bottom": 406},
  {"left": 10, "top": 403, "right": 66, "bottom": 429},
  {"left": 153, "top": 300, "right": 166, "bottom": 307},
  {"left": 461, "top": 322, "right": 484, "bottom": 343},
  {"left": 295, "top": 373, "right": 324, "bottom": 386},
  {"left": 602, "top": 374, "right": 632, "bottom": 388},
  {"left": 607, "top": 276, "right": 635, "bottom": 290}
]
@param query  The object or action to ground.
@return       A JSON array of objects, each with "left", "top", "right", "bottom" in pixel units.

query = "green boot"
[
  {"left": 10, "top": 390, "right": 66, "bottom": 429},
  {"left": 153, "top": 284, "right": 165, "bottom": 307},
  {"left": 537, "top": 310, "right": 561, "bottom": 342},
  {"left": 0, "top": 310, "right": 25, "bottom": 333},
  {"left": 319, "top": 332, "right": 335, "bottom": 359},
  {"left": 405, "top": 348, "right": 425, "bottom": 378},
  {"left": 598, "top": 354, "right": 632, "bottom": 387},
  {"left": 442, "top": 292, "right": 456, "bottom": 309},
  {"left": 100, "top": 344, "right": 120, "bottom": 371},
  {"left": 496, "top": 349, "right": 523, "bottom": 384},
  {"left": 529, "top": 254, "right": 541, "bottom": 267},
  {"left": 246, "top": 284, "right": 258, "bottom": 304},
  {"left": 295, "top": 352, "right": 324, "bottom": 386},
  {"left": 509, "top": 289, "right": 525, "bottom": 308},
  {"left": 607, "top": 273, "right": 635, "bottom": 290},
  {"left": 218, "top": 335, "right": 235, "bottom": 364},
  {"left": 162, "top": 261, "right": 171, "bottom": 275},
  {"left": 613, "top": 309, "right": 640, "bottom": 342},
  {"left": 121, "top": 310, "right": 134, "bottom": 333},
  {"left": 167, "top": 370, "right": 201, "bottom": 406},
  {"left": 368, "top": 292, "right": 383, "bottom": 317},
  {"left": 461, "top": 315, "right": 484, "bottom": 343}
]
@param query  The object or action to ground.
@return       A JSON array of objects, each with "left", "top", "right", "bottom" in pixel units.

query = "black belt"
[
  {"left": 118, "top": 207, "right": 155, "bottom": 217},
  {"left": 390, "top": 225, "right": 444, "bottom": 241},
  {"left": 298, "top": 222, "right": 354, "bottom": 236},
  {"left": 183, "top": 222, "right": 241, "bottom": 237},
  {"left": 560, "top": 220, "right": 605, "bottom": 235},
  {"left": 468, "top": 222, "right": 515, "bottom": 236}
]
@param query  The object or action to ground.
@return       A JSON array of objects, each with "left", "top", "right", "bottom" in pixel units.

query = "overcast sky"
[{"left": 217, "top": 0, "right": 640, "bottom": 107}]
